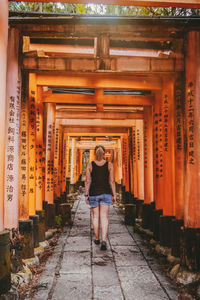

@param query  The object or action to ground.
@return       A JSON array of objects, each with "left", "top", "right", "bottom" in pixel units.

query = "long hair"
[{"left": 94, "top": 145, "right": 105, "bottom": 160}]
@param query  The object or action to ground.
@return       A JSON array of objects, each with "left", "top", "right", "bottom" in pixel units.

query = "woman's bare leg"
[
  {"left": 100, "top": 204, "right": 109, "bottom": 242},
  {"left": 91, "top": 206, "right": 100, "bottom": 240}
]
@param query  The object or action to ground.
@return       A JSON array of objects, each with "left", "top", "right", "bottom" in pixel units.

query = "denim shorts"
[{"left": 89, "top": 194, "right": 112, "bottom": 207}]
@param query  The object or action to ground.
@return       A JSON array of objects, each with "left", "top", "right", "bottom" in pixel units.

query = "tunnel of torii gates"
[{"left": 1, "top": 0, "right": 200, "bottom": 293}]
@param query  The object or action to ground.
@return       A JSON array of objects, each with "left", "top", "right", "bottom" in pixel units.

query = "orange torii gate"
[{"left": 1, "top": 0, "right": 200, "bottom": 294}]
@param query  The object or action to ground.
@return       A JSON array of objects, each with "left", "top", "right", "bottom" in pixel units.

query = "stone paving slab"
[
  {"left": 51, "top": 274, "right": 92, "bottom": 300},
  {"left": 93, "top": 285, "right": 124, "bottom": 300},
  {"left": 118, "top": 266, "right": 170, "bottom": 300},
  {"left": 30, "top": 195, "right": 178, "bottom": 300}
]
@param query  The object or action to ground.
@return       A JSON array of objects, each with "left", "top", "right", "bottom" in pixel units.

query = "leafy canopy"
[{"left": 9, "top": 1, "right": 200, "bottom": 16}]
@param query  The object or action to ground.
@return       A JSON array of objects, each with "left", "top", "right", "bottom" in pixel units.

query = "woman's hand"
[
  {"left": 111, "top": 195, "right": 116, "bottom": 205},
  {"left": 85, "top": 195, "right": 89, "bottom": 205}
]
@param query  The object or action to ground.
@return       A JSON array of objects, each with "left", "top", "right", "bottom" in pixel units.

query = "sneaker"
[
  {"left": 100, "top": 241, "right": 107, "bottom": 251},
  {"left": 94, "top": 239, "right": 100, "bottom": 245}
]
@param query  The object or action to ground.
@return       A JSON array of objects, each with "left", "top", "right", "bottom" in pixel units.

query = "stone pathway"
[{"left": 31, "top": 195, "right": 178, "bottom": 300}]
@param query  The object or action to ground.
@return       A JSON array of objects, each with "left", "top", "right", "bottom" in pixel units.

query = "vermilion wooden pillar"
[
  {"left": 132, "top": 122, "right": 138, "bottom": 199},
  {"left": 136, "top": 120, "right": 144, "bottom": 200},
  {"left": 45, "top": 103, "right": 56, "bottom": 204},
  {"left": 174, "top": 75, "right": 185, "bottom": 220},
  {"left": 122, "top": 136, "right": 129, "bottom": 191},
  {"left": 19, "top": 74, "right": 29, "bottom": 221},
  {"left": 184, "top": 32, "right": 200, "bottom": 228},
  {"left": 128, "top": 128, "right": 134, "bottom": 194},
  {"left": 66, "top": 134, "right": 70, "bottom": 180},
  {"left": 35, "top": 86, "right": 43, "bottom": 211},
  {"left": 161, "top": 76, "right": 175, "bottom": 217},
  {"left": 180, "top": 31, "right": 200, "bottom": 270},
  {"left": 70, "top": 138, "right": 75, "bottom": 184},
  {"left": 28, "top": 73, "right": 37, "bottom": 215},
  {"left": 0, "top": 1, "right": 8, "bottom": 231},
  {"left": 62, "top": 136, "right": 67, "bottom": 193},
  {"left": 143, "top": 106, "right": 153, "bottom": 204},
  {"left": 117, "top": 138, "right": 122, "bottom": 184},
  {"left": 153, "top": 92, "right": 164, "bottom": 211},
  {"left": 54, "top": 121, "right": 60, "bottom": 199},
  {"left": 58, "top": 126, "right": 63, "bottom": 195},
  {"left": 4, "top": 28, "right": 21, "bottom": 229}
]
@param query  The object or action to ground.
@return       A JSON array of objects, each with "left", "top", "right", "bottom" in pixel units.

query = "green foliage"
[
  {"left": 55, "top": 215, "right": 62, "bottom": 226},
  {"left": 9, "top": 1, "right": 200, "bottom": 16}
]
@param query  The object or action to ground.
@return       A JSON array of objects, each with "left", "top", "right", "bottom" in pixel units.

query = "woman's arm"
[
  {"left": 85, "top": 162, "right": 92, "bottom": 204},
  {"left": 108, "top": 162, "right": 116, "bottom": 204}
]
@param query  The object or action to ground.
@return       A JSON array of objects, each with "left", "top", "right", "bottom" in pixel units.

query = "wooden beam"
[
  {"left": 9, "top": 0, "right": 200, "bottom": 8},
  {"left": 56, "top": 111, "right": 143, "bottom": 119},
  {"left": 63, "top": 127, "right": 128, "bottom": 133},
  {"left": 23, "top": 55, "right": 183, "bottom": 72},
  {"left": 37, "top": 73, "right": 162, "bottom": 90},
  {"left": 44, "top": 93, "right": 153, "bottom": 105},
  {"left": 58, "top": 119, "right": 141, "bottom": 126},
  {"left": 64, "top": 132, "right": 126, "bottom": 136}
]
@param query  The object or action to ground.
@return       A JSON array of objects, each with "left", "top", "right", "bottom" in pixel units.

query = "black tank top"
[{"left": 89, "top": 161, "right": 112, "bottom": 196}]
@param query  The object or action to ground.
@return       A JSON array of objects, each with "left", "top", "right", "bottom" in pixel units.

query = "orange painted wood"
[
  {"left": 58, "top": 126, "right": 63, "bottom": 195},
  {"left": 4, "top": 28, "right": 21, "bottom": 229},
  {"left": 10, "top": 0, "right": 200, "bottom": 8},
  {"left": 45, "top": 103, "right": 56, "bottom": 203},
  {"left": 23, "top": 56, "right": 180, "bottom": 73},
  {"left": 35, "top": 86, "right": 44, "bottom": 211},
  {"left": 56, "top": 111, "right": 144, "bottom": 119},
  {"left": 174, "top": 75, "right": 184, "bottom": 220},
  {"left": 122, "top": 136, "right": 129, "bottom": 191},
  {"left": 19, "top": 75, "right": 29, "bottom": 221},
  {"left": 136, "top": 120, "right": 144, "bottom": 200},
  {"left": 62, "top": 137, "right": 67, "bottom": 192},
  {"left": 132, "top": 122, "right": 138, "bottom": 198},
  {"left": 184, "top": 31, "right": 200, "bottom": 228},
  {"left": 29, "top": 73, "right": 37, "bottom": 215},
  {"left": 0, "top": 0, "right": 8, "bottom": 231},
  {"left": 66, "top": 134, "right": 70, "bottom": 180},
  {"left": 143, "top": 106, "right": 153, "bottom": 204},
  {"left": 70, "top": 138, "right": 76, "bottom": 184},
  {"left": 161, "top": 77, "right": 175, "bottom": 216},
  {"left": 37, "top": 73, "right": 162, "bottom": 90},
  {"left": 153, "top": 92, "right": 164, "bottom": 210},
  {"left": 128, "top": 128, "right": 134, "bottom": 195},
  {"left": 44, "top": 93, "right": 153, "bottom": 106},
  {"left": 54, "top": 122, "right": 60, "bottom": 198}
]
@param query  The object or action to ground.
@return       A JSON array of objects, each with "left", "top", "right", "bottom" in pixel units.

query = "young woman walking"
[{"left": 85, "top": 145, "right": 116, "bottom": 250}]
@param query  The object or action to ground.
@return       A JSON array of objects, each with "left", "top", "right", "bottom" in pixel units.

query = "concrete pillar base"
[
  {"left": 171, "top": 218, "right": 184, "bottom": 258},
  {"left": 66, "top": 178, "right": 70, "bottom": 195},
  {"left": 19, "top": 220, "right": 34, "bottom": 259},
  {"left": 149, "top": 202, "right": 155, "bottom": 232},
  {"left": 180, "top": 227, "right": 200, "bottom": 271},
  {"left": 135, "top": 199, "right": 144, "bottom": 219},
  {"left": 159, "top": 215, "right": 175, "bottom": 248},
  {"left": 124, "top": 204, "right": 136, "bottom": 226},
  {"left": 142, "top": 204, "right": 152, "bottom": 229},
  {"left": 61, "top": 192, "right": 66, "bottom": 203},
  {"left": 121, "top": 186, "right": 126, "bottom": 204},
  {"left": 36, "top": 210, "right": 46, "bottom": 242},
  {"left": 47, "top": 203, "right": 55, "bottom": 228},
  {"left": 54, "top": 198, "right": 62, "bottom": 215},
  {"left": 153, "top": 209, "right": 163, "bottom": 241},
  {"left": 29, "top": 215, "right": 39, "bottom": 248},
  {"left": 0, "top": 230, "right": 11, "bottom": 295},
  {"left": 59, "top": 203, "right": 72, "bottom": 226},
  {"left": 42, "top": 200, "right": 48, "bottom": 230}
]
